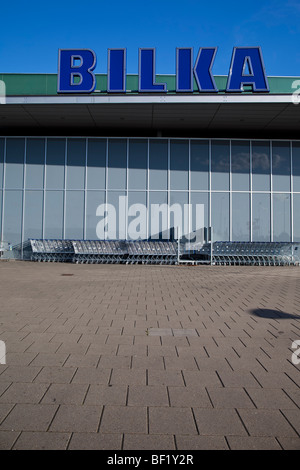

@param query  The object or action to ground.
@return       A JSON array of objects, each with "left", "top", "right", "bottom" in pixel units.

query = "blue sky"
[{"left": 1, "top": 0, "right": 300, "bottom": 76}]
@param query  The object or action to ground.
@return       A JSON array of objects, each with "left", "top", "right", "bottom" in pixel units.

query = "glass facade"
[{"left": 0, "top": 137, "right": 299, "bottom": 245}]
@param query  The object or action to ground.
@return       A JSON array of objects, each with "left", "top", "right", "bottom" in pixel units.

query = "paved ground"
[{"left": 0, "top": 260, "right": 299, "bottom": 450}]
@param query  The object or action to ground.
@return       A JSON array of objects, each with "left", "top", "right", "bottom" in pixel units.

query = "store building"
[{"left": 0, "top": 47, "right": 299, "bottom": 247}]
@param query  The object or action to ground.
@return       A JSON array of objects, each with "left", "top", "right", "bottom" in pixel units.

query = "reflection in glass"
[
  {"left": 273, "top": 194, "right": 290, "bottom": 242},
  {"left": 149, "top": 191, "right": 168, "bottom": 239},
  {"left": 232, "top": 193, "right": 250, "bottom": 241},
  {"left": 149, "top": 140, "right": 168, "bottom": 190},
  {"left": 3, "top": 190, "right": 23, "bottom": 245},
  {"left": 46, "top": 139, "right": 65, "bottom": 190},
  {"left": 106, "top": 191, "right": 126, "bottom": 239},
  {"left": 87, "top": 139, "right": 106, "bottom": 190},
  {"left": 24, "top": 190, "right": 43, "bottom": 240},
  {"left": 128, "top": 191, "right": 147, "bottom": 240},
  {"left": 86, "top": 191, "right": 105, "bottom": 240},
  {"left": 190, "top": 192, "right": 208, "bottom": 240},
  {"left": 26, "top": 139, "right": 45, "bottom": 190},
  {"left": 128, "top": 140, "right": 147, "bottom": 190},
  {"left": 211, "top": 141, "right": 230, "bottom": 190},
  {"left": 272, "top": 142, "right": 290, "bottom": 192},
  {"left": 170, "top": 192, "right": 189, "bottom": 238},
  {"left": 211, "top": 193, "right": 229, "bottom": 241},
  {"left": 292, "top": 142, "right": 300, "bottom": 192},
  {"left": 66, "top": 139, "right": 86, "bottom": 190},
  {"left": 170, "top": 140, "right": 189, "bottom": 190},
  {"left": 44, "top": 191, "right": 64, "bottom": 239},
  {"left": 190, "top": 140, "right": 209, "bottom": 190},
  {"left": 252, "top": 142, "right": 270, "bottom": 191},
  {"left": 231, "top": 141, "right": 250, "bottom": 191},
  {"left": 5, "top": 138, "right": 25, "bottom": 189},
  {"left": 0, "top": 139, "right": 4, "bottom": 189},
  {"left": 108, "top": 139, "right": 127, "bottom": 190},
  {"left": 65, "top": 191, "right": 84, "bottom": 239},
  {"left": 252, "top": 193, "right": 270, "bottom": 241},
  {"left": 294, "top": 194, "right": 300, "bottom": 242}
]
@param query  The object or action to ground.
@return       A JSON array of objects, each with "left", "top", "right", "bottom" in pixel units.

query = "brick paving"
[{"left": 0, "top": 260, "right": 299, "bottom": 450}]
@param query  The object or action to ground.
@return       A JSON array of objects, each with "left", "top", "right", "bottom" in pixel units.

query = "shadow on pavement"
[{"left": 249, "top": 308, "right": 300, "bottom": 320}]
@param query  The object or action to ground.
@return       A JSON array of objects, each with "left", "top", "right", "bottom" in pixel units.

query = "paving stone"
[
  {"left": 148, "top": 370, "right": 185, "bottom": 387},
  {"left": 100, "top": 405, "right": 147, "bottom": 434},
  {"left": 238, "top": 409, "right": 299, "bottom": 437},
  {"left": 193, "top": 408, "right": 248, "bottom": 436},
  {"left": 0, "top": 430, "right": 20, "bottom": 450},
  {"left": 171, "top": 384, "right": 213, "bottom": 408},
  {"left": 0, "top": 366, "right": 42, "bottom": 383},
  {"left": 123, "top": 434, "right": 175, "bottom": 450},
  {"left": 12, "top": 431, "right": 71, "bottom": 450},
  {"left": 50, "top": 405, "right": 102, "bottom": 433},
  {"left": 110, "top": 369, "right": 146, "bottom": 386},
  {"left": 0, "top": 404, "right": 58, "bottom": 432},
  {"left": 127, "top": 386, "right": 169, "bottom": 406},
  {"left": 71, "top": 367, "right": 111, "bottom": 385},
  {"left": 227, "top": 436, "right": 282, "bottom": 450},
  {"left": 33, "top": 366, "right": 76, "bottom": 384},
  {"left": 276, "top": 437, "right": 300, "bottom": 450},
  {"left": 206, "top": 387, "right": 255, "bottom": 409},
  {"left": 246, "top": 388, "right": 298, "bottom": 409},
  {"left": 41, "top": 383, "right": 88, "bottom": 405},
  {"left": 63, "top": 354, "right": 100, "bottom": 368},
  {"left": 131, "top": 356, "right": 165, "bottom": 370},
  {"left": 0, "top": 383, "right": 49, "bottom": 404},
  {"left": 175, "top": 435, "right": 229, "bottom": 450},
  {"left": 68, "top": 432, "right": 123, "bottom": 450},
  {"left": 182, "top": 370, "right": 223, "bottom": 388},
  {"left": 149, "top": 407, "right": 198, "bottom": 435},
  {"left": 84, "top": 385, "right": 127, "bottom": 406}
]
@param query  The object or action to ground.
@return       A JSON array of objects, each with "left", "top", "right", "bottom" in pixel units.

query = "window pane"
[
  {"left": 128, "top": 191, "right": 147, "bottom": 240},
  {"left": 86, "top": 190, "right": 105, "bottom": 240},
  {"left": 232, "top": 193, "right": 250, "bottom": 241},
  {"left": 252, "top": 193, "right": 270, "bottom": 241},
  {"left": 190, "top": 140, "right": 209, "bottom": 190},
  {"left": 106, "top": 191, "right": 126, "bottom": 239},
  {"left": 170, "top": 191, "right": 189, "bottom": 238},
  {"left": 44, "top": 191, "right": 64, "bottom": 239},
  {"left": 211, "top": 141, "right": 230, "bottom": 190},
  {"left": 5, "top": 139, "right": 25, "bottom": 189},
  {"left": 107, "top": 139, "right": 127, "bottom": 190},
  {"left": 66, "top": 139, "right": 86, "bottom": 190},
  {"left": 170, "top": 140, "right": 188, "bottom": 190},
  {"left": 3, "top": 190, "right": 23, "bottom": 245},
  {"left": 294, "top": 194, "right": 300, "bottom": 242},
  {"left": 87, "top": 139, "right": 106, "bottom": 190},
  {"left": 292, "top": 142, "right": 300, "bottom": 192},
  {"left": 65, "top": 191, "right": 84, "bottom": 239},
  {"left": 0, "top": 138, "right": 4, "bottom": 189},
  {"left": 231, "top": 141, "right": 250, "bottom": 191},
  {"left": 272, "top": 142, "right": 290, "bottom": 192},
  {"left": 149, "top": 191, "right": 168, "bottom": 239},
  {"left": 24, "top": 190, "right": 43, "bottom": 240},
  {"left": 26, "top": 139, "right": 45, "bottom": 189},
  {"left": 149, "top": 140, "right": 168, "bottom": 190},
  {"left": 190, "top": 192, "right": 208, "bottom": 240},
  {"left": 252, "top": 142, "right": 270, "bottom": 191},
  {"left": 128, "top": 140, "right": 147, "bottom": 190},
  {"left": 273, "top": 194, "right": 290, "bottom": 242},
  {"left": 46, "top": 139, "right": 65, "bottom": 190},
  {"left": 211, "top": 193, "right": 229, "bottom": 241}
]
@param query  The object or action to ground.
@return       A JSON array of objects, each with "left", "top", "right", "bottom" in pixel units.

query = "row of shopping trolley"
[
  {"left": 11, "top": 239, "right": 300, "bottom": 266},
  {"left": 18, "top": 239, "right": 179, "bottom": 265},
  {"left": 208, "top": 242, "right": 300, "bottom": 266}
]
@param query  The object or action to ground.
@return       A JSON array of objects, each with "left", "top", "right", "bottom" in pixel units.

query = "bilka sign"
[{"left": 57, "top": 47, "right": 269, "bottom": 94}]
